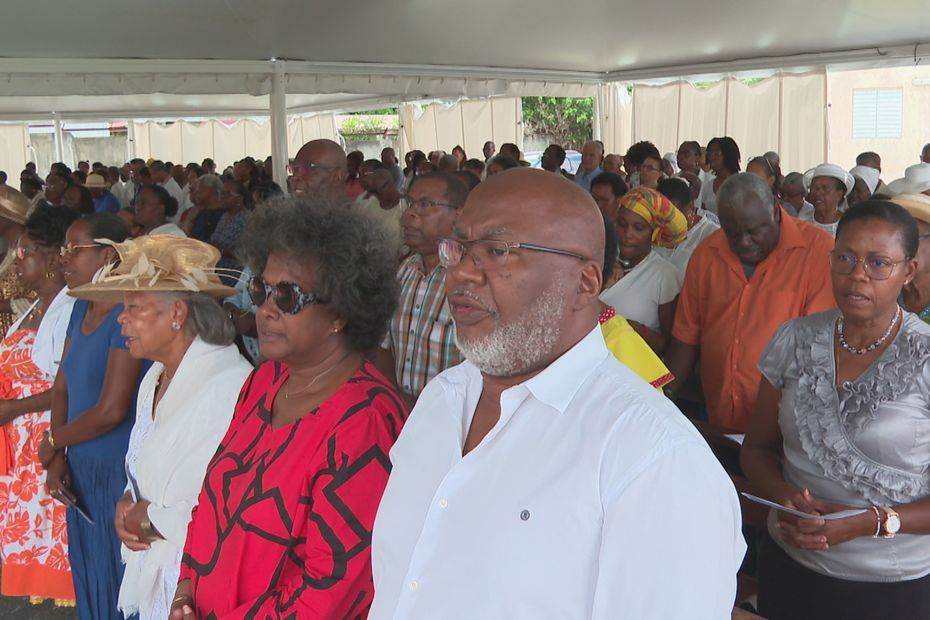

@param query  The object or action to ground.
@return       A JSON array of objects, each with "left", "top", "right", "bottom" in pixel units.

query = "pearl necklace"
[{"left": 837, "top": 308, "right": 900, "bottom": 355}]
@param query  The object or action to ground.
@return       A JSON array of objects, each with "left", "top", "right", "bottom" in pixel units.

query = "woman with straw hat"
[
  {"left": 65, "top": 235, "right": 252, "bottom": 620},
  {"left": 37, "top": 212, "right": 151, "bottom": 620}
]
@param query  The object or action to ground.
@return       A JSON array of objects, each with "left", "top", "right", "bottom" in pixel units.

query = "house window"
[{"left": 852, "top": 88, "right": 903, "bottom": 139}]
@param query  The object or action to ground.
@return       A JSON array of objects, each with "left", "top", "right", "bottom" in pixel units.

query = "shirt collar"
[{"left": 521, "top": 325, "right": 609, "bottom": 414}]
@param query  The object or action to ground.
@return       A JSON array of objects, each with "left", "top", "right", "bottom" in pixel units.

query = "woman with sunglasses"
[
  {"left": 742, "top": 201, "right": 930, "bottom": 619},
  {"left": 0, "top": 205, "right": 79, "bottom": 607},
  {"left": 37, "top": 213, "right": 152, "bottom": 620},
  {"left": 170, "top": 194, "right": 406, "bottom": 619},
  {"left": 63, "top": 236, "right": 252, "bottom": 620}
]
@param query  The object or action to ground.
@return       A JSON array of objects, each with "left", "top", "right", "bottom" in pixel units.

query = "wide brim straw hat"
[
  {"left": 69, "top": 235, "right": 238, "bottom": 303},
  {"left": 802, "top": 163, "right": 855, "bottom": 197},
  {"left": 891, "top": 192, "right": 930, "bottom": 226},
  {"left": 0, "top": 185, "right": 31, "bottom": 225}
]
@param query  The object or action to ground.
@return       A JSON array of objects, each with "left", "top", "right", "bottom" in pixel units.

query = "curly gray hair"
[{"left": 237, "top": 194, "right": 399, "bottom": 352}]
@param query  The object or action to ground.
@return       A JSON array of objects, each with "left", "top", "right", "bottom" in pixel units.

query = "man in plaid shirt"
[{"left": 377, "top": 172, "right": 468, "bottom": 403}]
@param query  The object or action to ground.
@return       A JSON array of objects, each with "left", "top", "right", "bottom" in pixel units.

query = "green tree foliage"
[{"left": 521, "top": 97, "right": 594, "bottom": 149}]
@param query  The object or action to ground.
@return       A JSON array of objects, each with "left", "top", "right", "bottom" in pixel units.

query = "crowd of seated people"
[{"left": 0, "top": 135, "right": 929, "bottom": 620}]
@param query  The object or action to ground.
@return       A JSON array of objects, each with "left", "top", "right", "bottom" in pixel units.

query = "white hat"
[
  {"left": 662, "top": 152, "right": 679, "bottom": 173},
  {"left": 849, "top": 165, "right": 880, "bottom": 195},
  {"left": 803, "top": 163, "right": 854, "bottom": 197},
  {"left": 887, "top": 163, "right": 930, "bottom": 196}
]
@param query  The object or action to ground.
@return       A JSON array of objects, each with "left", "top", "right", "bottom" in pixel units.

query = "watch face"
[{"left": 887, "top": 514, "right": 901, "bottom": 534}]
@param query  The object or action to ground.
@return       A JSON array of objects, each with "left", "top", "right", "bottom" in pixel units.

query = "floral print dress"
[{"left": 0, "top": 328, "right": 74, "bottom": 601}]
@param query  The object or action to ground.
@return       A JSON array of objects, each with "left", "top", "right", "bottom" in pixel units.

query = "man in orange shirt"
[{"left": 665, "top": 173, "right": 835, "bottom": 431}]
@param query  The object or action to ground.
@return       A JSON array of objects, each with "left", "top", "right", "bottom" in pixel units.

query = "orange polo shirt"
[{"left": 672, "top": 210, "right": 836, "bottom": 431}]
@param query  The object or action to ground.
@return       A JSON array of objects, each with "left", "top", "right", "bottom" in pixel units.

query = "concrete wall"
[{"left": 827, "top": 65, "right": 930, "bottom": 181}]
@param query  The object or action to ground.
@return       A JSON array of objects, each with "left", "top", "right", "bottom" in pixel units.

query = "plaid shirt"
[{"left": 386, "top": 254, "right": 462, "bottom": 397}]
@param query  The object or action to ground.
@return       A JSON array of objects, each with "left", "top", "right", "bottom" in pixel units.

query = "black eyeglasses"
[
  {"left": 248, "top": 275, "right": 327, "bottom": 315},
  {"left": 438, "top": 238, "right": 588, "bottom": 269}
]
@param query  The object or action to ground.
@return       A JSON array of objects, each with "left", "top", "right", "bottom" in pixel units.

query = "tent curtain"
[
  {"left": 629, "top": 71, "right": 826, "bottom": 173},
  {"left": 399, "top": 97, "right": 522, "bottom": 154},
  {"left": 0, "top": 124, "right": 29, "bottom": 179},
  {"left": 131, "top": 119, "right": 277, "bottom": 165}
]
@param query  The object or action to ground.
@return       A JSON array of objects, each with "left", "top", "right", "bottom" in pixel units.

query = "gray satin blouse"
[{"left": 758, "top": 309, "right": 930, "bottom": 582}]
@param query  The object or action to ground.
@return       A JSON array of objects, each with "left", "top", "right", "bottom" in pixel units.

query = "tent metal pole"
[
  {"left": 53, "top": 114, "right": 64, "bottom": 163},
  {"left": 127, "top": 120, "right": 135, "bottom": 162},
  {"left": 270, "top": 59, "right": 289, "bottom": 189}
]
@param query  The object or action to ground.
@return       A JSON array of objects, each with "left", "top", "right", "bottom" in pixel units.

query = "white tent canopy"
[{"left": 1, "top": 1, "right": 929, "bottom": 181}]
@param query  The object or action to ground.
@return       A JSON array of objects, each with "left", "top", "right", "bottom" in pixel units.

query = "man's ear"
[{"left": 574, "top": 262, "right": 603, "bottom": 311}]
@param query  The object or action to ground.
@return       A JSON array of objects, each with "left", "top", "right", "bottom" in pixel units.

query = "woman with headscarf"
[
  {"left": 849, "top": 165, "right": 881, "bottom": 208},
  {"left": 597, "top": 213, "right": 674, "bottom": 391},
  {"left": 698, "top": 136, "right": 741, "bottom": 215},
  {"left": 65, "top": 236, "right": 252, "bottom": 620},
  {"left": 599, "top": 186, "right": 686, "bottom": 354},
  {"left": 37, "top": 213, "right": 152, "bottom": 620},
  {"left": 801, "top": 163, "right": 854, "bottom": 237},
  {"left": 894, "top": 193, "right": 930, "bottom": 323},
  {"left": 0, "top": 205, "right": 79, "bottom": 607},
  {"left": 169, "top": 194, "right": 406, "bottom": 619}
]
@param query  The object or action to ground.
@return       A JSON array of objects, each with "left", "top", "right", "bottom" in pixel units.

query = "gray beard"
[{"left": 454, "top": 275, "right": 567, "bottom": 377}]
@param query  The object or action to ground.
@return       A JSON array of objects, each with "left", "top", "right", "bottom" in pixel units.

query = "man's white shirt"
[{"left": 371, "top": 326, "right": 746, "bottom": 619}]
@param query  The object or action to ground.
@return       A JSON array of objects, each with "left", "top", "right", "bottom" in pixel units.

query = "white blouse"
[
  {"left": 656, "top": 215, "right": 720, "bottom": 276},
  {"left": 117, "top": 338, "right": 252, "bottom": 620},
  {"left": 599, "top": 251, "right": 682, "bottom": 332}
]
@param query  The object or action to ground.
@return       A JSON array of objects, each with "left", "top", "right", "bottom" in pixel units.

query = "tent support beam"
[
  {"left": 53, "top": 115, "right": 64, "bottom": 163},
  {"left": 270, "top": 60, "right": 289, "bottom": 188}
]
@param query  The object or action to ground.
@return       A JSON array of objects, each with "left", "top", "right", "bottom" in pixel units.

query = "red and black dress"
[{"left": 179, "top": 360, "right": 407, "bottom": 618}]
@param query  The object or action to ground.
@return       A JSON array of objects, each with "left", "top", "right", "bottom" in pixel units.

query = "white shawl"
[
  {"left": 117, "top": 337, "right": 252, "bottom": 616},
  {"left": 6, "top": 286, "right": 76, "bottom": 378}
]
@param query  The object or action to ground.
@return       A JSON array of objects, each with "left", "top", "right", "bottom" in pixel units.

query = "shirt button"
[
  {"left": 414, "top": 304, "right": 420, "bottom": 310},
  {"left": 439, "top": 498, "right": 448, "bottom": 509},
  {"left": 409, "top": 580, "right": 419, "bottom": 591}
]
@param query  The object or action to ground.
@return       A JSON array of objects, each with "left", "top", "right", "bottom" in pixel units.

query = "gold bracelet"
[
  {"left": 172, "top": 595, "right": 193, "bottom": 606},
  {"left": 140, "top": 515, "right": 160, "bottom": 541},
  {"left": 46, "top": 430, "right": 57, "bottom": 449}
]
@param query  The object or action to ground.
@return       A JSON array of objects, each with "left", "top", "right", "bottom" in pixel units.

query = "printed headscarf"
[{"left": 618, "top": 186, "right": 688, "bottom": 248}]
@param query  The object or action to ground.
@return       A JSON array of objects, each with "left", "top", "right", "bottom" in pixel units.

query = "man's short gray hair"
[
  {"left": 158, "top": 291, "right": 236, "bottom": 346},
  {"left": 583, "top": 140, "right": 604, "bottom": 155},
  {"left": 717, "top": 172, "right": 776, "bottom": 220}
]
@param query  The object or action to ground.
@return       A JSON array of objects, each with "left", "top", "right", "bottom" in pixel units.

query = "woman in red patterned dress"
[
  {"left": 171, "top": 193, "right": 406, "bottom": 619},
  {"left": 0, "top": 205, "right": 80, "bottom": 604}
]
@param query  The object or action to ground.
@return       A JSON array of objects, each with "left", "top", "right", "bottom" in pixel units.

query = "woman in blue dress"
[{"left": 38, "top": 212, "right": 151, "bottom": 620}]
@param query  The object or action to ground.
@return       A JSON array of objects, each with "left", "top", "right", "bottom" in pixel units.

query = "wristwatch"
[{"left": 880, "top": 506, "right": 901, "bottom": 538}]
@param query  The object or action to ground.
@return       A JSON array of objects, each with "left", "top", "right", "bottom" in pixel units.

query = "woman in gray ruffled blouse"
[{"left": 743, "top": 200, "right": 930, "bottom": 619}]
